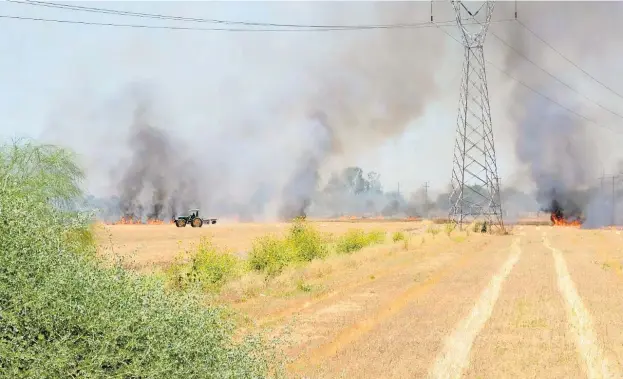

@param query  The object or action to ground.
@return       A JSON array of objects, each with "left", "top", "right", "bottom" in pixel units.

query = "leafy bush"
[
  {"left": 0, "top": 141, "right": 278, "bottom": 377},
  {"left": 392, "top": 231, "right": 406, "bottom": 242},
  {"left": 287, "top": 219, "right": 329, "bottom": 262},
  {"left": 248, "top": 219, "right": 328, "bottom": 276},
  {"left": 471, "top": 220, "right": 488, "bottom": 233},
  {"left": 166, "top": 237, "right": 241, "bottom": 292},
  {"left": 336, "top": 229, "right": 386, "bottom": 254},
  {"left": 444, "top": 222, "right": 456, "bottom": 236},
  {"left": 426, "top": 224, "right": 440, "bottom": 236},
  {"left": 248, "top": 235, "right": 294, "bottom": 276}
]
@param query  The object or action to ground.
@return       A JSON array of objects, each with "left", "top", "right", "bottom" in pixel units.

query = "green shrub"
[
  {"left": 336, "top": 229, "right": 386, "bottom": 254},
  {"left": 296, "top": 279, "right": 313, "bottom": 293},
  {"left": 0, "top": 141, "right": 279, "bottom": 377},
  {"left": 471, "top": 220, "right": 488, "bottom": 233},
  {"left": 62, "top": 223, "right": 97, "bottom": 258},
  {"left": 367, "top": 230, "right": 386, "bottom": 244},
  {"left": 444, "top": 222, "right": 456, "bottom": 236},
  {"left": 392, "top": 231, "right": 406, "bottom": 242},
  {"left": 167, "top": 237, "right": 240, "bottom": 292},
  {"left": 426, "top": 224, "right": 440, "bottom": 236},
  {"left": 249, "top": 219, "right": 328, "bottom": 276},
  {"left": 286, "top": 219, "right": 329, "bottom": 262},
  {"left": 248, "top": 235, "right": 296, "bottom": 276}
]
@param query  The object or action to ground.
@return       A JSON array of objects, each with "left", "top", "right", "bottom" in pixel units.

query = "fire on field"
[
  {"left": 543, "top": 193, "right": 584, "bottom": 228},
  {"left": 106, "top": 217, "right": 172, "bottom": 225}
]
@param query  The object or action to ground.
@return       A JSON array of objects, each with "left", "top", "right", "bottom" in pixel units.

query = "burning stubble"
[
  {"left": 498, "top": 1, "right": 621, "bottom": 227},
  {"left": 116, "top": 100, "right": 200, "bottom": 221}
]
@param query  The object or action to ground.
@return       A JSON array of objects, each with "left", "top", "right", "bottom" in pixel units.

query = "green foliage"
[
  {"left": 336, "top": 229, "right": 386, "bottom": 254},
  {"left": 166, "top": 237, "right": 241, "bottom": 292},
  {"left": 444, "top": 222, "right": 456, "bottom": 236},
  {"left": 0, "top": 140, "right": 278, "bottom": 377},
  {"left": 426, "top": 224, "right": 440, "bottom": 236},
  {"left": 249, "top": 219, "right": 328, "bottom": 276},
  {"left": 248, "top": 235, "right": 294, "bottom": 276},
  {"left": 295, "top": 279, "right": 313, "bottom": 293},
  {"left": 392, "top": 231, "right": 406, "bottom": 242},
  {"left": 287, "top": 218, "right": 329, "bottom": 262},
  {"left": 62, "top": 223, "right": 97, "bottom": 258}
]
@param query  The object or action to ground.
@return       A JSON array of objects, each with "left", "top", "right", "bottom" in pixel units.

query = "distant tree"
[
  {"left": 322, "top": 167, "right": 384, "bottom": 197},
  {"left": 341, "top": 167, "right": 368, "bottom": 194},
  {"left": 323, "top": 172, "right": 344, "bottom": 194},
  {"left": 366, "top": 171, "right": 382, "bottom": 194}
]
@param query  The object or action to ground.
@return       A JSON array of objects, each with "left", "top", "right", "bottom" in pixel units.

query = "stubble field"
[{"left": 97, "top": 220, "right": 623, "bottom": 378}]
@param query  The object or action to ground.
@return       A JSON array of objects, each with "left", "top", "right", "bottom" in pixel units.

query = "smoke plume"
[
  {"left": 43, "top": 2, "right": 450, "bottom": 221},
  {"left": 499, "top": 1, "right": 621, "bottom": 226},
  {"left": 116, "top": 97, "right": 200, "bottom": 221},
  {"left": 278, "top": 111, "right": 334, "bottom": 219}
]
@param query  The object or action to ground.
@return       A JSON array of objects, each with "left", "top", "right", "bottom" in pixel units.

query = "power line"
[
  {"left": 515, "top": 19, "right": 623, "bottom": 103},
  {"left": 7, "top": 0, "right": 419, "bottom": 29},
  {"left": 434, "top": 22, "right": 623, "bottom": 137},
  {"left": 489, "top": 26, "right": 623, "bottom": 122},
  {"left": 6, "top": 0, "right": 502, "bottom": 31},
  {"left": 5, "top": 0, "right": 422, "bottom": 29},
  {"left": 0, "top": 14, "right": 452, "bottom": 32},
  {"left": 0, "top": 10, "right": 514, "bottom": 33}
]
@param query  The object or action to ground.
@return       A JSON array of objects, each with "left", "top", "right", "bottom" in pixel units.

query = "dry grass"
[
  {"left": 464, "top": 230, "right": 582, "bottom": 379},
  {"left": 95, "top": 221, "right": 623, "bottom": 378},
  {"left": 95, "top": 221, "right": 420, "bottom": 271}
]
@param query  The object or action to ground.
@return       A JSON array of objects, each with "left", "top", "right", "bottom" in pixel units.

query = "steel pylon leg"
[{"left": 448, "top": 0, "right": 504, "bottom": 232}]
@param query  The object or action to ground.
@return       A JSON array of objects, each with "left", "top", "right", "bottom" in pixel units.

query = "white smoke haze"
[
  {"left": 491, "top": 1, "right": 623, "bottom": 226},
  {"left": 28, "top": 1, "right": 623, "bottom": 224},
  {"left": 40, "top": 1, "right": 456, "bottom": 221}
]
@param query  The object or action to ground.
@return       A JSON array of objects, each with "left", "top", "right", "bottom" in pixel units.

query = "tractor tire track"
[
  {"left": 543, "top": 233, "right": 617, "bottom": 379},
  {"left": 289, "top": 235, "right": 514, "bottom": 377},
  {"left": 428, "top": 237, "right": 522, "bottom": 379}
]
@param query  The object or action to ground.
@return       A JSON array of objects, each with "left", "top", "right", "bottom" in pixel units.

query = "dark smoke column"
[
  {"left": 116, "top": 101, "right": 200, "bottom": 221},
  {"left": 278, "top": 112, "right": 334, "bottom": 221}
]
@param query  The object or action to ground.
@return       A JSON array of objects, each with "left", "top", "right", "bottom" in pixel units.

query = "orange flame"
[
  {"left": 107, "top": 217, "right": 171, "bottom": 225},
  {"left": 550, "top": 213, "right": 582, "bottom": 227},
  {"left": 338, "top": 215, "right": 359, "bottom": 221}
]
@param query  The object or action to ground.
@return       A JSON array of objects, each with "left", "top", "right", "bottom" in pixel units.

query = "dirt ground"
[{"left": 96, "top": 221, "right": 623, "bottom": 378}]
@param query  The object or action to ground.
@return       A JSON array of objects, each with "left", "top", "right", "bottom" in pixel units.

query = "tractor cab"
[{"left": 174, "top": 209, "right": 217, "bottom": 228}]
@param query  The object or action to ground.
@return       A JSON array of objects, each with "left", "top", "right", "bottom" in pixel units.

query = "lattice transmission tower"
[{"left": 448, "top": 0, "right": 504, "bottom": 231}]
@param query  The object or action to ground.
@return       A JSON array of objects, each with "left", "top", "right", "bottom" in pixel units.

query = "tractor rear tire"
[
  {"left": 176, "top": 219, "right": 186, "bottom": 227},
  {"left": 191, "top": 218, "right": 203, "bottom": 228}
]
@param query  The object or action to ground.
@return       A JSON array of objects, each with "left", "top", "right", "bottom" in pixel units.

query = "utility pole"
[
  {"left": 613, "top": 176, "right": 616, "bottom": 226},
  {"left": 598, "top": 173, "right": 619, "bottom": 226},
  {"left": 448, "top": 0, "right": 504, "bottom": 232},
  {"left": 424, "top": 181, "right": 430, "bottom": 218}
]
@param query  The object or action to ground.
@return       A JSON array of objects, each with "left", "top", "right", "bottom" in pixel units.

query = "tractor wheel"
[
  {"left": 175, "top": 219, "right": 186, "bottom": 227},
  {"left": 191, "top": 218, "right": 203, "bottom": 228}
]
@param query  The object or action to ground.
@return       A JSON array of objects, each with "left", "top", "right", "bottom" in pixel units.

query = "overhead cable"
[
  {"left": 434, "top": 23, "right": 623, "bottom": 137},
  {"left": 5, "top": 0, "right": 473, "bottom": 30},
  {"left": 515, "top": 18, "right": 623, "bottom": 103},
  {"left": 489, "top": 27, "right": 623, "bottom": 122}
]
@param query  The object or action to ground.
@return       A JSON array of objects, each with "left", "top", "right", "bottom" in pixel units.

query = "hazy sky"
[{"left": 1, "top": 1, "right": 623, "bottom": 197}]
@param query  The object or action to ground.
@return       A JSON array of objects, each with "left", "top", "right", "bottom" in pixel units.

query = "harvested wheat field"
[{"left": 96, "top": 220, "right": 623, "bottom": 378}]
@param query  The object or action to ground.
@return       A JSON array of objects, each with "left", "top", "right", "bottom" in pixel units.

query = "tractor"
[{"left": 173, "top": 209, "right": 217, "bottom": 228}]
